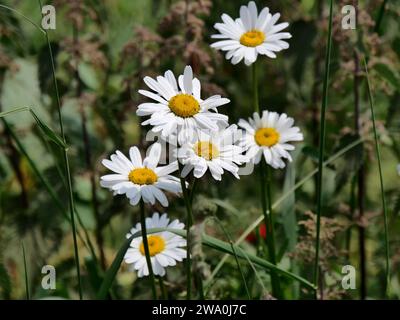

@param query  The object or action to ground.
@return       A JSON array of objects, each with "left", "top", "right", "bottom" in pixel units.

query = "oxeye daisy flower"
[
  {"left": 211, "top": 1, "right": 292, "bottom": 65},
  {"left": 137, "top": 66, "right": 230, "bottom": 145},
  {"left": 177, "top": 125, "right": 248, "bottom": 180},
  {"left": 124, "top": 212, "right": 186, "bottom": 277},
  {"left": 239, "top": 111, "right": 303, "bottom": 169},
  {"left": 100, "top": 143, "right": 181, "bottom": 207}
]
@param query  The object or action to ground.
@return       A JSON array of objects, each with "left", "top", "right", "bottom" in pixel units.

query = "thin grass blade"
[
  {"left": 313, "top": 0, "right": 334, "bottom": 295},
  {"left": 363, "top": 58, "right": 391, "bottom": 296}
]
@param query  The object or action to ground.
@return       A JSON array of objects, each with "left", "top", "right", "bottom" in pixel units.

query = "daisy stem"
[
  {"left": 139, "top": 200, "right": 157, "bottom": 299},
  {"left": 259, "top": 161, "right": 282, "bottom": 299},
  {"left": 252, "top": 63, "right": 260, "bottom": 113},
  {"left": 251, "top": 56, "right": 281, "bottom": 298},
  {"left": 158, "top": 277, "right": 168, "bottom": 300},
  {"left": 178, "top": 169, "right": 194, "bottom": 300}
]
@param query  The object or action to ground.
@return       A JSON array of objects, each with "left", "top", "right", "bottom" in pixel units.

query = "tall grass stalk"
[
  {"left": 313, "top": 0, "right": 334, "bottom": 298},
  {"left": 38, "top": 0, "right": 82, "bottom": 299},
  {"left": 353, "top": 49, "right": 367, "bottom": 299},
  {"left": 364, "top": 58, "right": 390, "bottom": 297},
  {"left": 139, "top": 200, "right": 157, "bottom": 299}
]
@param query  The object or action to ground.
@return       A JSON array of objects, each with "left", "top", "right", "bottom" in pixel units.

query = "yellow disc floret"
[
  {"left": 139, "top": 235, "right": 166, "bottom": 256},
  {"left": 169, "top": 94, "right": 200, "bottom": 118},
  {"left": 194, "top": 141, "right": 219, "bottom": 160},
  {"left": 255, "top": 128, "right": 280, "bottom": 147},
  {"left": 128, "top": 168, "right": 157, "bottom": 185},
  {"left": 240, "top": 30, "right": 265, "bottom": 47}
]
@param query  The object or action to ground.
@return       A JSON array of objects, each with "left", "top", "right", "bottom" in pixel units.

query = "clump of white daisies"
[{"left": 99, "top": 1, "right": 303, "bottom": 290}]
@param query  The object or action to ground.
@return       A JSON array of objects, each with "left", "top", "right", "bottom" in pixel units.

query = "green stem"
[
  {"left": 252, "top": 63, "right": 259, "bottom": 113},
  {"left": 313, "top": 0, "right": 334, "bottom": 298},
  {"left": 252, "top": 57, "right": 281, "bottom": 298},
  {"left": 195, "top": 273, "right": 205, "bottom": 299},
  {"left": 22, "top": 242, "right": 30, "bottom": 300},
  {"left": 364, "top": 58, "right": 390, "bottom": 297},
  {"left": 158, "top": 277, "right": 167, "bottom": 300},
  {"left": 139, "top": 200, "right": 157, "bottom": 299},
  {"left": 189, "top": 178, "right": 198, "bottom": 205},
  {"left": 260, "top": 161, "right": 282, "bottom": 298},
  {"left": 179, "top": 167, "right": 194, "bottom": 300}
]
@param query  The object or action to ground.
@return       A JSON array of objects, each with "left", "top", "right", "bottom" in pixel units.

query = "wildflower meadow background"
[{"left": 0, "top": 0, "right": 399, "bottom": 300}]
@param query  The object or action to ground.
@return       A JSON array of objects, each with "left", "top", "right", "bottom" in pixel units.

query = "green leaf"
[
  {"left": 0, "top": 106, "right": 66, "bottom": 149},
  {"left": 0, "top": 106, "right": 30, "bottom": 118},
  {"left": 29, "top": 110, "right": 67, "bottom": 149},
  {"left": 97, "top": 234, "right": 133, "bottom": 299}
]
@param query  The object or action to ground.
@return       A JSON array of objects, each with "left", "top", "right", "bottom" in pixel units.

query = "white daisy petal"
[
  {"left": 138, "top": 90, "right": 168, "bottom": 104},
  {"left": 129, "top": 147, "right": 143, "bottom": 167},
  {"left": 164, "top": 70, "right": 178, "bottom": 91},
  {"left": 183, "top": 65, "right": 193, "bottom": 94},
  {"left": 143, "top": 143, "right": 162, "bottom": 169}
]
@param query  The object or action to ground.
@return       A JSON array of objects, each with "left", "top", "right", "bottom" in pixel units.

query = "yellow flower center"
[
  {"left": 128, "top": 168, "right": 157, "bottom": 185},
  {"left": 168, "top": 94, "right": 200, "bottom": 118},
  {"left": 139, "top": 235, "right": 166, "bottom": 256},
  {"left": 240, "top": 30, "right": 265, "bottom": 47},
  {"left": 255, "top": 128, "right": 280, "bottom": 147},
  {"left": 194, "top": 141, "right": 219, "bottom": 160}
]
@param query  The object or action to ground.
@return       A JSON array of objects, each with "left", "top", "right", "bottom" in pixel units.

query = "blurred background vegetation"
[{"left": 0, "top": 0, "right": 399, "bottom": 300}]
